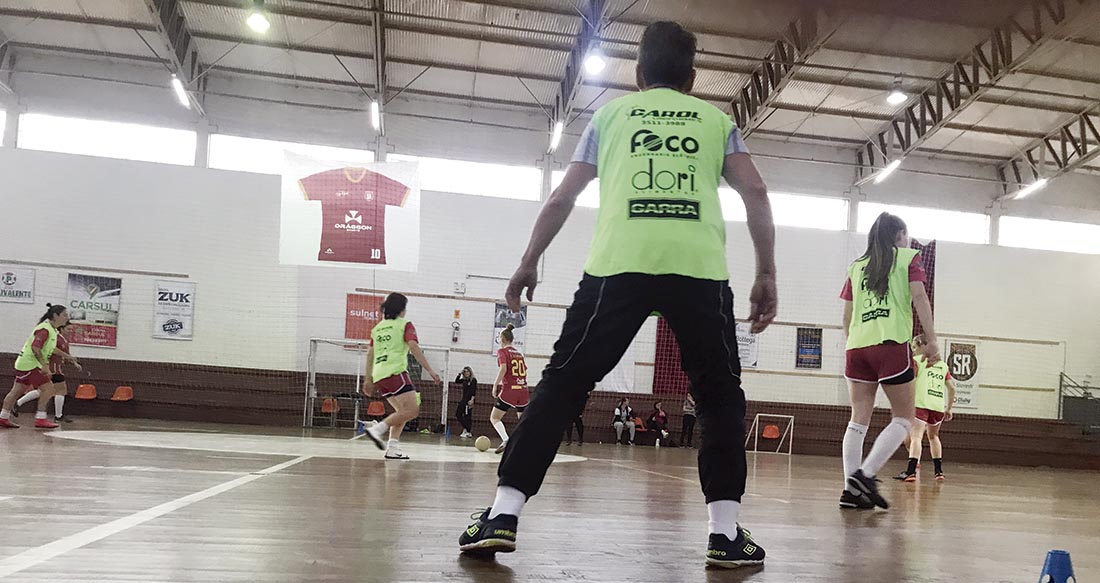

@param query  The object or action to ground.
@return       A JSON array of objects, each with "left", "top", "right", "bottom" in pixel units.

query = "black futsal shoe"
[
  {"left": 459, "top": 508, "right": 518, "bottom": 556},
  {"left": 847, "top": 469, "right": 889, "bottom": 509},
  {"left": 706, "top": 526, "right": 765, "bottom": 568},
  {"left": 839, "top": 489, "right": 875, "bottom": 509}
]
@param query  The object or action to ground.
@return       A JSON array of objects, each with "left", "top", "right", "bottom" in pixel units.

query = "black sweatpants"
[
  {"left": 563, "top": 415, "right": 584, "bottom": 443},
  {"left": 498, "top": 273, "right": 747, "bottom": 503},
  {"left": 681, "top": 413, "right": 696, "bottom": 446},
  {"left": 456, "top": 401, "right": 473, "bottom": 433}
]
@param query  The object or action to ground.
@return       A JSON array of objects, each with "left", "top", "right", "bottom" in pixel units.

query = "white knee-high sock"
[
  {"left": 861, "top": 417, "right": 913, "bottom": 478},
  {"left": 843, "top": 422, "right": 868, "bottom": 493},
  {"left": 492, "top": 420, "right": 508, "bottom": 442},
  {"left": 707, "top": 500, "right": 741, "bottom": 539},
  {"left": 488, "top": 486, "right": 526, "bottom": 519},
  {"left": 54, "top": 395, "right": 64, "bottom": 417},
  {"left": 16, "top": 389, "right": 41, "bottom": 408}
]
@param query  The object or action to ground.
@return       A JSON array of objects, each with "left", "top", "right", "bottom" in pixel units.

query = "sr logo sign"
[{"left": 945, "top": 340, "right": 980, "bottom": 409}]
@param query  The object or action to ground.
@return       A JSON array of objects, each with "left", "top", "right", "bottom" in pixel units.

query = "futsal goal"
[{"left": 302, "top": 337, "right": 452, "bottom": 429}]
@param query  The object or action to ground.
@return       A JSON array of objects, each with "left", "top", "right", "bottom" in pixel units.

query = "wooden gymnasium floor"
[{"left": 1, "top": 418, "right": 1096, "bottom": 582}]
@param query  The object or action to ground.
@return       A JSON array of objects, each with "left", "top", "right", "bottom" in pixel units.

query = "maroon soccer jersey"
[
  {"left": 298, "top": 167, "right": 410, "bottom": 265},
  {"left": 497, "top": 345, "right": 529, "bottom": 408}
]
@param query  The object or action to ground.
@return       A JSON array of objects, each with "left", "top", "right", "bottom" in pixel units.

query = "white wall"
[{"left": 3, "top": 146, "right": 1096, "bottom": 420}]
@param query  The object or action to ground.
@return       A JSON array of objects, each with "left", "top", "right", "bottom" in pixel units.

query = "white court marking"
[
  {"left": 605, "top": 461, "right": 790, "bottom": 504},
  {"left": 49, "top": 431, "right": 587, "bottom": 464},
  {"left": 0, "top": 497, "right": 12, "bottom": 503},
  {"left": 0, "top": 455, "right": 311, "bottom": 577}
]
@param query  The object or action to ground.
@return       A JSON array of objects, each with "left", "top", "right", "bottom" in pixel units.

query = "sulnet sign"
[{"left": 345, "top": 293, "right": 384, "bottom": 341}]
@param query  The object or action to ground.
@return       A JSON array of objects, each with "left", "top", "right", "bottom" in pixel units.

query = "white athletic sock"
[
  {"left": 16, "top": 389, "right": 40, "bottom": 408},
  {"left": 0, "top": 410, "right": 10, "bottom": 420},
  {"left": 387, "top": 438, "right": 400, "bottom": 448},
  {"left": 843, "top": 422, "right": 869, "bottom": 493},
  {"left": 488, "top": 486, "right": 526, "bottom": 519},
  {"left": 707, "top": 500, "right": 741, "bottom": 539},
  {"left": 54, "top": 395, "right": 64, "bottom": 417},
  {"left": 492, "top": 420, "right": 508, "bottom": 442},
  {"left": 35, "top": 411, "right": 47, "bottom": 420},
  {"left": 861, "top": 417, "right": 913, "bottom": 478}
]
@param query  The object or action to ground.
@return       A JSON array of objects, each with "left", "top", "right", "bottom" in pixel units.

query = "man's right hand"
[
  {"left": 505, "top": 262, "right": 538, "bottom": 312},
  {"left": 922, "top": 340, "right": 942, "bottom": 364},
  {"left": 748, "top": 273, "right": 778, "bottom": 333}
]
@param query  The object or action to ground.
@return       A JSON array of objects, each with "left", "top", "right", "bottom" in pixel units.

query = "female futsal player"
[
  {"left": 362, "top": 293, "right": 442, "bottom": 460},
  {"left": 490, "top": 324, "right": 529, "bottom": 454},
  {"left": 13, "top": 322, "right": 81, "bottom": 423},
  {"left": 1, "top": 304, "right": 70, "bottom": 429},
  {"left": 895, "top": 335, "right": 955, "bottom": 481},
  {"left": 839, "top": 213, "right": 939, "bottom": 509}
]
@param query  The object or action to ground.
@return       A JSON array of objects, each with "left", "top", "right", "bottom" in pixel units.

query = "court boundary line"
[
  {"left": 604, "top": 461, "right": 790, "bottom": 504},
  {"left": 0, "top": 455, "right": 311, "bottom": 577}
]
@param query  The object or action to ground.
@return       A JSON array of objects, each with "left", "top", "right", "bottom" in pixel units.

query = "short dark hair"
[{"left": 638, "top": 21, "right": 697, "bottom": 87}]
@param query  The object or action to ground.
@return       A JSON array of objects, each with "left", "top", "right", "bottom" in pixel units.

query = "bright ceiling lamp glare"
[
  {"left": 886, "top": 78, "right": 907, "bottom": 105},
  {"left": 583, "top": 52, "right": 607, "bottom": 76},
  {"left": 548, "top": 120, "right": 564, "bottom": 152},
  {"left": 246, "top": 0, "right": 271, "bottom": 33},
  {"left": 874, "top": 159, "right": 902, "bottom": 184},
  {"left": 170, "top": 75, "right": 190, "bottom": 109},
  {"left": 370, "top": 100, "right": 381, "bottom": 131},
  {"left": 1014, "top": 177, "right": 1049, "bottom": 199}
]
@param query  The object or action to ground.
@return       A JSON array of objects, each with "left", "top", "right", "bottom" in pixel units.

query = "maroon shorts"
[
  {"left": 375, "top": 372, "right": 414, "bottom": 398},
  {"left": 845, "top": 341, "right": 915, "bottom": 385},
  {"left": 14, "top": 368, "right": 50, "bottom": 389},
  {"left": 916, "top": 408, "right": 946, "bottom": 426}
]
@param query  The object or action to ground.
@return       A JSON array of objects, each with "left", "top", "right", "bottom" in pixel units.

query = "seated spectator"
[
  {"left": 647, "top": 401, "right": 673, "bottom": 446},
  {"left": 611, "top": 397, "right": 636, "bottom": 445}
]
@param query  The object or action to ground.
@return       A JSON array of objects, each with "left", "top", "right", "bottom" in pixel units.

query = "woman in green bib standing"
[
  {"left": 895, "top": 335, "right": 955, "bottom": 482},
  {"left": 362, "top": 293, "right": 441, "bottom": 460},
  {"left": 839, "top": 213, "right": 939, "bottom": 510},
  {"left": 2, "top": 304, "right": 71, "bottom": 429}
]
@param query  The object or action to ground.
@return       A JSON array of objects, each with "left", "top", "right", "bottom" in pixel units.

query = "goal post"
[{"left": 303, "top": 338, "right": 451, "bottom": 429}]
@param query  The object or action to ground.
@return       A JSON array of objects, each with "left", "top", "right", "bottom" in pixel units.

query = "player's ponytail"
[
  {"left": 500, "top": 323, "right": 515, "bottom": 343},
  {"left": 380, "top": 293, "right": 408, "bottom": 319},
  {"left": 39, "top": 303, "right": 67, "bottom": 324},
  {"left": 861, "top": 212, "right": 908, "bottom": 300}
]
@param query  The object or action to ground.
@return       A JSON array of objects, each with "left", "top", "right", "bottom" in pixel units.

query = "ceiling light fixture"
[
  {"left": 886, "top": 78, "right": 906, "bottom": 105},
  {"left": 549, "top": 120, "right": 564, "bottom": 152},
  {"left": 874, "top": 159, "right": 902, "bottom": 184},
  {"left": 370, "top": 100, "right": 381, "bottom": 131},
  {"left": 170, "top": 75, "right": 190, "bottom": 109},
  {"left": 583, "top": 52, "right": 606, "bottom": 76},
  {"left": 247, "top": 0, "right": 271, "bottom": 33},
  {"left": 1014, "top": 177, "right": 1048, "bottom": 199}
]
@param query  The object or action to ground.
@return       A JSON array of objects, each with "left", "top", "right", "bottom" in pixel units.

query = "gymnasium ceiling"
[{"left": 1, "top": 0, "right": 1099, "bottom": 192}]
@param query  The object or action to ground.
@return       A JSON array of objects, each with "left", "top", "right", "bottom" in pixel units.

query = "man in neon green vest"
[{"left": 460, "top": 21, "right": 778, "bottom": 568}]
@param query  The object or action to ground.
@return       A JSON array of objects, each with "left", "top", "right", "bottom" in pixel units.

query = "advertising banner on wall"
[
  {"left": 154, "top": 281, "right": 196, "bottom": 340},
  {"left": 345, "top": 293, "right": 385, "bottom": 341},
  {"left": 0, "top": 266, "right": 35, "bottom": 304},
  {"left": 736, "top": 322, "right": 759, "bottom": 369},
  {"left": 67, "top": 273, "right": 121, "bottom": 347},
  {"left": 945, "top": 340, "right": 980, "bottom": 410},
  {"left": 492, "top": 302, "right": 528, "bottom": 356},
  {"left": 280, "top": 152, "right": 420, "bottom": 272},
  {"left": 796, "top": 327, "right": 823, "bottom": 369}
]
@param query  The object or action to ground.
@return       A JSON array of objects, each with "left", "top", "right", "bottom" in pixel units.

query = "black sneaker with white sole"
[
  {"left": 706, "top": 526, "right": 765, "bottom": 568},
  {"left": 839, "top": 489, "right": 875, "bottom": 509},
  {"left": 847, "top": 469, "right": 889, "bottom": 509},
  {"left": 459, "top": 508, "right": 518, "bottom": 556}
]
